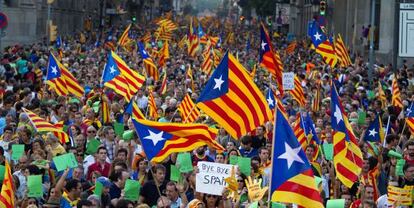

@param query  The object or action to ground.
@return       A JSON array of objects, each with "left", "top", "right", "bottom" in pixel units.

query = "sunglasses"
[
  {"left": 237, "top": 179, "right": 244, "bottom": 182},
  {"left": 87, "top": 131, "right": 96, "bottom": 133},
  {"left": 206, "top": 194, "right": 217, "bottom": 198}
]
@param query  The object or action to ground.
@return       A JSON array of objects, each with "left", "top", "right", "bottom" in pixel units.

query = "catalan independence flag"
[
  {"left": 363, "top": 114, "right": 384, "bottom": 143},
  {"left": 309, "top": 21, "right": 338, "bottom": 68},
  {"left": 331, "top": 83, "right": 363, "bottom": 188},
  {"left": 259, "top": 23, "right": 284, "bottom": 96},
  {"left": 138, "top": 42, "right": 159, "bottom": 81},
  {"left": 391, "top": 75, "right": 403, "bottom": 108},
  {"left": 47, "top": 53, "right": 69, "bottom": 96},
  {"left": 406, "top": 103, "right": 414, "bottom": 135},
  {"left": 132, "top": 119, "right": 225, "bottom": 162},
  {"left": 102, "top": 53, "right": 133, "bottom": 101},
  {"left": 53, "top": 121, "right": 70, "bottom": 144},
  {"left": 270, "top": 108, "right": 323, "bottom": 207},
  {"left": 0, "top": 161, "right": 14, "bottom": 208},
  {"left": 23, "top": 108, "right": 69, "bottom": 144},
  {"left": 335, "top": 34, "right": 352, "bottom": 67},
  {"left": 290, "top": 75, "right": 306, "bottom": 107},
  {"left": 196, "top": 52, "right": 273, "bottom": 139},
  {"left": 110, "top": 51, "right": 145, "bottom": 95},
  {"left": 61, "top": 65, "right": 84, "bottom": 98},
  {"left": 158, "top": 41, "right": 170, "bottom": 69},
  {"left": 377, "top": 81, "right": 387, "bottom": 108},
  {"left": 125, "top": 100, "right": 146, "bottom": 120},
  {"left": 178, "top": 94, "right": 200, "bottom": 123}
]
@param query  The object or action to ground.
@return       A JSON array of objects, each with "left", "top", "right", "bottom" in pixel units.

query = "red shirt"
[{"left": 87, "top": 162, "right": 111, "bottom": 180}]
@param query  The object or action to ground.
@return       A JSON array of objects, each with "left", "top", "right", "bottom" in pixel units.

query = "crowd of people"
[{"left": 0, "top": 12, "right": 413, "bottom": 208}]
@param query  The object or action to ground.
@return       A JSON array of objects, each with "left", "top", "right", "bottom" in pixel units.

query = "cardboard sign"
[
  {"left": 387, "top": 186, "right": 413, "bottom": 206},
  {"left": 196, "top": 161, "right": 234, "bottom": 196},
  {"left": 282, "top": 72, "right": 295, "bottom": 90}
]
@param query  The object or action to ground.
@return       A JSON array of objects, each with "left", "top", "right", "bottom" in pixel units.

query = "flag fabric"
[
  {"left": 125, "top": 100, "right": 146, "bottom": 120},
  {"left": 0, "top": 161, "right": 15, "bottom": 208},
  {"left": 102, "top": 53, "right": 133, "bottom": 101},
  {"left": 178, "top": 94, "right": 201, "bottom": 123},
  {"left": 406, "top": 103, "right": 414, "bottom": 135},
  {"left": 270, "top": 108, "right": 323, "bottom": 207},
  {"left": 363, "top": 114, "right": 384, "bottom": 143},
  {"left": 331, "top": 83, "right": 363, "bottom": 188},
  {"left": 60, "top": 65, "right": 84, "bottom": 98},
  {"left": 309, "top": 21, "right": 338, "bottom": 68},
  {"left": 138, "top": 42, "right": 159, "bottom": 81},
  {"left": 23, "top": 108, "right": 69, "bottom": 143},
  {"left": 266, "top": 88, "right": 276, "bottom": 110},
  {"left": 160, "top": 70, "right": 167, "bottom": 95},
  {"left": 293, "top": 114, "right": 307, "bottom": 151},
  {"left": 53, "top": 121, "right": 70, "bottom": 144},
  {"left": 290, "top": 75, "right": 306, "bottom": 107},
  {"left": 259, "top": 23, "right": 284, "bottom": 96},
  {"left": 148, "top": 90, "right": 158, "bottom": 119},
  {"left": 335, "top": 34, "right": 352, "bottom": 67},
  {"left": 377, "top": 81, "right": 387, "bottom": 108},
  {"left": 46, "top": 53, "right": 69, "bottom": 96},
  {"left": 196, "top": 52, "right": 273, "bottom": 139},
  {"left": 101, "top": 94, "right": 110, "bottom": 124},
  {"left": 158, "top": 41, "right": 170, "bottom": 68},
  {"left": 302, "top": 113, "right": 321, "bottom": 145},
  {"left": 312, "top": 84, "right": 321, "bottom": 112},
  {"left": 187, "top": 18, "right": 200, "bottom": 57},
  {"left": 104, "top": 30, "right": 116, "bottom": 51},
  {"left": 118, "top": 24, "right": 133, "bottom": 48},
  {"left": 186, "top": 65, "right": 195, "bottom": 92},
  {"left": 286, "top": 41, "right": 297, "bottom": 55},
  {"left": 132, "top": 119, "right": 225, "bottom": 162},
  {"left": 391, "top": 76, "right": 403, "bottom": 108},
  {"left": 110, "top": 51, "right": 145, "bottom": 94}
]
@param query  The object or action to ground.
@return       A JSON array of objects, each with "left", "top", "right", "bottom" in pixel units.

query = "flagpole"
[
  {"left": 383, "top": 116, "right": 391, "bottom": 147},
  {"left": 267, "top": 108, "right": 277, "bottom": 207},
  {"left": 397, "top": 118, "right": 407, "bottom": 147},
  {"left": 169, "top": 108, "right": 179, "bottom": 122}
]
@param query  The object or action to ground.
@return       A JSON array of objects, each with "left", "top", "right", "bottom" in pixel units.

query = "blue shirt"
[{"left": 239, "top": 147, "right": 258, "bottom": 158}]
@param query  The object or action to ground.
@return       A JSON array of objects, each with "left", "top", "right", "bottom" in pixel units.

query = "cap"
[{"left": 96, "top": 177, "right": 111, "bottom": 187}]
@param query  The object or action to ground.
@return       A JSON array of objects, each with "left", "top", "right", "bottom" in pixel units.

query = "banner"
[
  {"left": 282, "top": 72, "right": 295, "bottom": 90},
  {"left": 196, "top": 161, "right": 234, "bottom": 195}
]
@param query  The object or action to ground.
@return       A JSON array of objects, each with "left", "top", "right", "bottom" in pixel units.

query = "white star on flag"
[
  {"left": 334, "top": 106, "right": 343, "bottom": 124},
  {"left": 278, "top": 142, "right": 304, "bottom": 169},
  {"left": 261, "top": 41, "right": 267, "bottom": 51},
  {"left": 213, "top": 75, "right": 225, "bottom": 91},
  {"left": 144, "top": 130, "right": 165, "bottom": 146},
  {"left": 368, "top": 128, "right": 377, "bottom": 137},
  {"left": 314, "top": 32, "right": 322, "bottom": 41},
  {"left": 51, "top": 66, "right": 58, "bottom": 75},
  {"left": 267, "top": 96, "right": 274, "bottom": 106},
  {"left": 110, "top": 66, "right": 116, "bottom": 74}
]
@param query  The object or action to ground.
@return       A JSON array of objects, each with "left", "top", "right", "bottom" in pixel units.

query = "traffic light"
[
  {"left": 320, "top": 0, "right": 326, "bottom": 15},
  {"left": 132, "top": 16, "right": 136, "bottom": 22},
  {"left": 49, "top": 21, "right": 57, "bottom": 42}
]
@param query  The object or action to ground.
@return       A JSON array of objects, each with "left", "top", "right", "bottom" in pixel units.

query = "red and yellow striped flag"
[
  {"left": 178, "top": 94, "right": 201, "bottom": 123},
  {"left": 101, "top": 94, "right": 110, "bottom": 124},
  {"left": 392, "top": 76, "right": 403, "bottom": 108},
  {"left": 186, "top": 65, "right": 195, "bottom": 92},
  {"left": 160, "top": 70, "right": 167, "bottom": 95},
  {"left": 23, "top": 108, "right": 69, "bottom": 143},
  {"left": 126, "top": 100, "right": 146, "bottom": 120},
  {"left": 111, "top": 51, "right": 145, "bottom": 94},
  {"left": 293, "top": 113, "right": 307, "bottom": 151},
  {"left": 335, "top": 34, "right": 352, "bottom": 67},
  {"left": 187, "top": 18, "right": 200, "bottom": 57},
  {"left": 148, "top": 90, "right": 158, "bottom": 120},
  {"left": 312, "top": 83, "right": 321, "bottom": 112},
  {"left": 0, "top": 161, "right": 15, "bottom": 208},
  {"left": 377, "top": 81, "right": 387, "bottom": 108},
  {"left": 316, "top": 40, "right": 338, "bottom": 68},
  {"left": 60, "top": 66, "right": 84, "bottom": 98},
  {"left": 158, "top": 41, "right": 170, "bottom": 68},
  {"left": 290, "top": 75, "right": 306, "bottom": 107},
  {"left": 286, "top": 41, "right": 297, "bottom": 55},
  {"left": 118, "top": 24, "right": 132, "bottom": 48}
]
